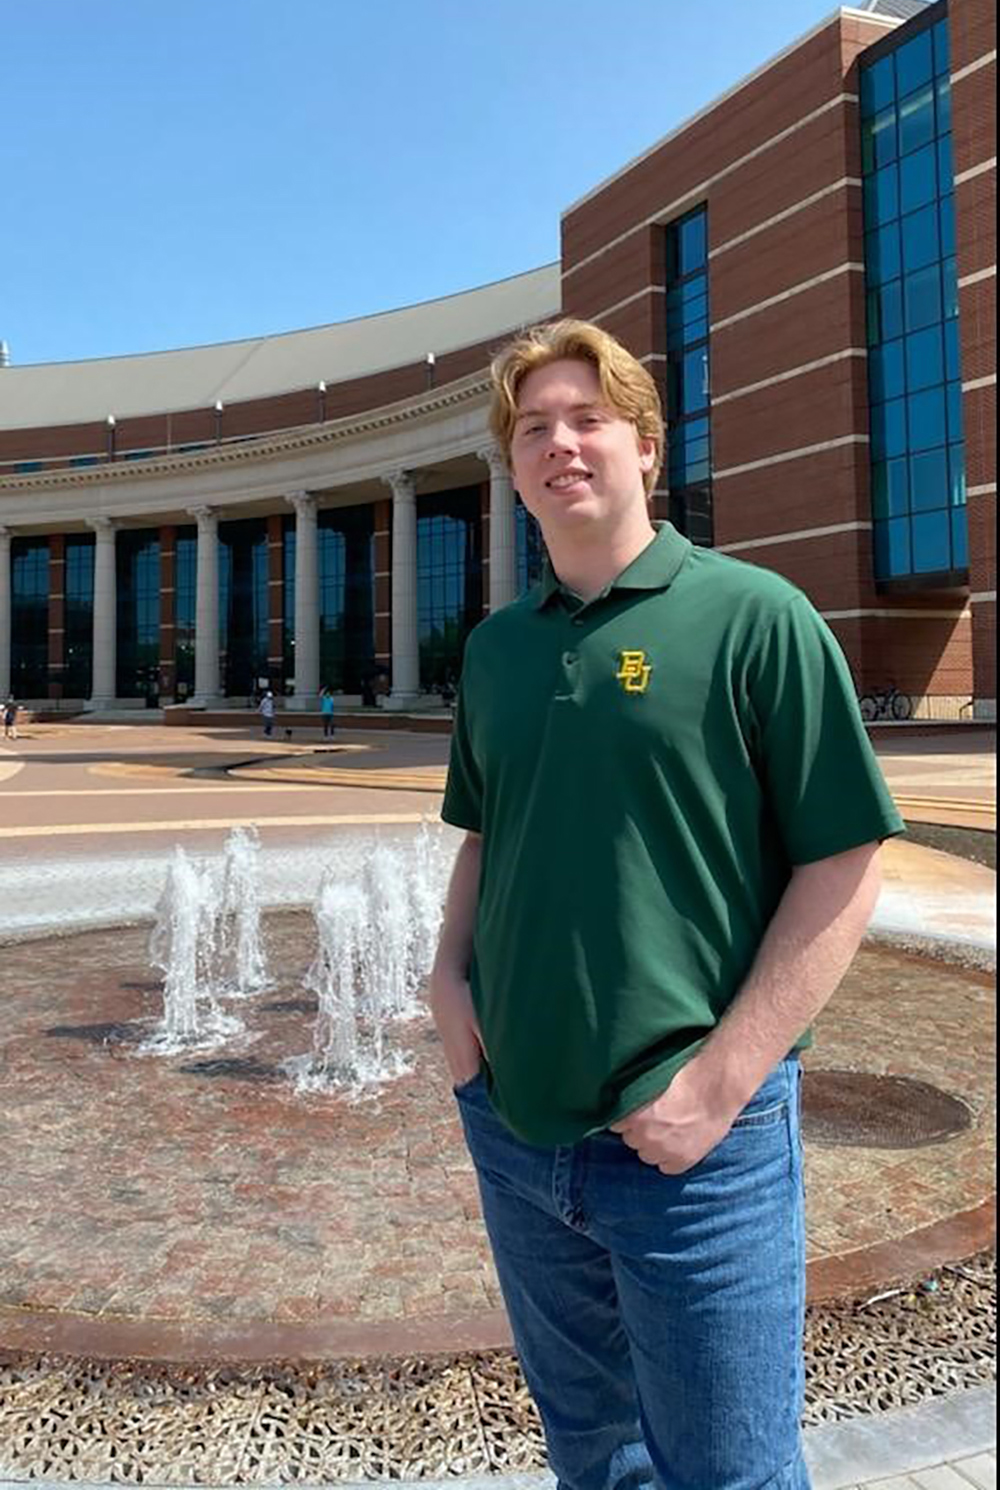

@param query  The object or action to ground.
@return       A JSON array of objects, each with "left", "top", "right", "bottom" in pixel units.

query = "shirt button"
[{"left": 563, "top": 651, "right": 577, "bottom": 665}]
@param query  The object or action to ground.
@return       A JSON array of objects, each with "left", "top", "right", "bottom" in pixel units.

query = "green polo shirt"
[{"left": 442, "top": 523, "right": 903, "bottom": 1146}]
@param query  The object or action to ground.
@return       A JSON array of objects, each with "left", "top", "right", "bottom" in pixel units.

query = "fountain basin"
[{"left": 0, "top": 916, "right": 993, "bottom": 1362}]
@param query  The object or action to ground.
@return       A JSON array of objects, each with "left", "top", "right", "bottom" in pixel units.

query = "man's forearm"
[
  {"left": 698, "top": 842, "right": 883, "bottom": 1110},
  {"left": 431, "top": 831, "right": 482, "bottom": 982}
]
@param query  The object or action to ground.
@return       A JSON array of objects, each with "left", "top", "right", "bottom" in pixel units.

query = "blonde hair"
[{"left": 489, "top": 319, "right": 664, "bottom": 497}]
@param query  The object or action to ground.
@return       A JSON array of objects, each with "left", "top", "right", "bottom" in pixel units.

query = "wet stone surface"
[
  {"left": 803, "top": 1070, "right": 975, "bottom": 1148},
  {"left": 0, "top": 917, "right": 994, "bottom": 1329}
]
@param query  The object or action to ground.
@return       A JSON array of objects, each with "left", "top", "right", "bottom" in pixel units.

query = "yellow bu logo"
[{"left": 617, "top": 650, "right": 653, "bottom": 694}]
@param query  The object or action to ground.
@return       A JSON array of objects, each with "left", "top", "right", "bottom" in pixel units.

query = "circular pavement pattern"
[{"left": 0, "top": 918, "right": 994, "bottom": 1363}]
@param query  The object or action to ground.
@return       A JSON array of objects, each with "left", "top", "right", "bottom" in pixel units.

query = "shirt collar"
[{"left": 534, "top": 522, "right": 692, "bottom": 610}]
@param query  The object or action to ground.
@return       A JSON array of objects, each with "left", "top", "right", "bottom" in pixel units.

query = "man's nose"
[{"left": 545, "top": 420, "right": 578, "bottom": 455}]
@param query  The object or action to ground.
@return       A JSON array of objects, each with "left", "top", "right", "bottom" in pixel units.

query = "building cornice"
[{"left": 0, "top": 373, "right": 492, "bottom": 495}]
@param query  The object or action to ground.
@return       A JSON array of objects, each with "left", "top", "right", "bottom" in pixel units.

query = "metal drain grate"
[
  {"left": 802, "top": 1069, "right": 974, "bottom": 1148},
  {"left": 0, "top": 1254, "right": 994, "bottom": 1482}
]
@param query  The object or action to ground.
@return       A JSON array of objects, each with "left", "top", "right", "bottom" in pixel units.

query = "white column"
[
  {"left": 480, "top": 444, "right": 518, "bottom": 610},
  {"left": 286, "top": 489, "right": 320, "bottom": 709},
  {"left": 87, "top": 516, "right": 117, "bottom": 708},
  {"left": 0, "top": 527, "right": 10, "bottom": 702},
  {"left": 382, "top": 469, "right": 420, "bottom": 708},
  {"left": 188, "top": 505, "right": 220, "bottom": 706}
]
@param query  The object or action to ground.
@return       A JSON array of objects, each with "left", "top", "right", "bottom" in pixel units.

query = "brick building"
[{"left": 0, "top": 0, "right": 994, "bottom": 718}]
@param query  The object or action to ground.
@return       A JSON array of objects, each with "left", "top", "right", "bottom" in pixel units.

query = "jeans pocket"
[{"left": 452, "top": 1069, "right": 484, "bottom": 1099}]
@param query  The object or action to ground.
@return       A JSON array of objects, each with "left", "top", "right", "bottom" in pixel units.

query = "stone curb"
[{"left": 0, "top": 1385, "right": 994, "bottom": 1490}]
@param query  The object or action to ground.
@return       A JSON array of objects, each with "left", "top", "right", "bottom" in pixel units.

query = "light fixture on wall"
[
  {"left": 425, "top": 351, "right": 436, "bottom": 390},
  {"left": 105, "top": 414, "right": 116, "bottom": 461},
  {"left": 317, "top": 380, "right": 327, "bottom": 423},
  {"left": 214, "top": 401, "right": 224, "bottom": 443}
]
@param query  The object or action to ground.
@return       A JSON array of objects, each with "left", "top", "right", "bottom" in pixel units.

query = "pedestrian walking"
[
  {"left": 3, "top": 697, "right": 18, "bottom": 740},
  {"left": 320, "top": 687, "right": 336, "bottom": 739},
  {"left": 257, "top": 689, "right": 275, "bottom": 739},
  {"left": 429, "top": 319, "right": 903, "bottom": 1490}
]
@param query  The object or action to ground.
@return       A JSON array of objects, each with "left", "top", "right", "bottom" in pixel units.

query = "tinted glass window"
[
  {"left": 871, "top": 339, "right": 906, "bottom": 402},
  {"left": 949, "top": 443, "right": 967, "bottom": 506},
  {"left": 895, "top": 30, "right": 933, "bottom": 97},
  {"left": 869, "top": 279, "right": 904, "bottom": 343},
  {"left": 909, "top": 447, "right": 948, "bottom": 510},
  {"left": 862, "top": 53, "right": 895, "bottom": 113},
  {"left": 899, "top": 142, "right": 937, "bottom": 214},
  {"left": 902, "top": 204, "right": 939, "bottom": 272},
  {"left": 911, "top": 509, "right": 950, "bottom": 572},
  {"left": 865, "top": 163, "right": 899, "bottom": 225},
  {"left": 904, "top": 264, "right": 942, "bottom": 331},
  {"left": 866, "top": 223, "right": 901, "bottom": 284},
  {"left": 936, "top": 75, "right": 952, "bottom": 136},
  {"left": 908, "top": 387, "right": 947, "bottom": 451},
  {"left": 898, "top": 83, "right": 935, "bottom": 156},
  {"left": 933, "top": 19, "right": 950, "bottom": 77},
  {"left": 905, "top": 325, "right": 944, "bottom": 391},
  {"left": 678, "top": 213, "right": 707, "bottom": 274}
]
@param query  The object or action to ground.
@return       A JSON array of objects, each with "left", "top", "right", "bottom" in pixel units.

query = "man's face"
[{"left": 509, "top": 359, "right": 656, "bottom": 535}]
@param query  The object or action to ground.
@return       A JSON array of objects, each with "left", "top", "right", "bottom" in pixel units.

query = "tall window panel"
[
  {"left": 64, "top": 536, "right": 94, "bottom": 697},
  {"left": 116, "top": 530, "right": 161, "bottom": 698},
  {"left": 665, "top": 206, "right": 713, "bottom": 546},
  {"left": 417, "top": 489, "right": 482, "bottom": 689},
  {"left": 174, "top": 531, "right": 197, "bottom": 698},
  {"left": 219, "top": 520, "right": 269, "bottom": 699},
  {"left": 516, "top": 499, "right": 545, "bottom": 593},
  {"left": 861, "top": 13, "right": 967, "bottom": 584},
  {"left": 11, "top": 538, "right": 50, "bottom": 697},
  {"left": 283, "top": 508, "right": 376, "bottom": 695}
]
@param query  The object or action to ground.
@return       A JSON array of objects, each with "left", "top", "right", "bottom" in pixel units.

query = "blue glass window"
[
  {"left": 678, "top": 213, "right": 707, "bottom": 274},
  {"left": 870, "top": 339, "right": 906, "bottom": 402},
  {"left": 905, "top": 326, "right": 944, "bottom": 391},
  {"left": 417, "top": 491, "right": 483, "bottom": 688},
  {"left": 949, "top": 443, "right": 966, "bottom": 505},
  {"left": 946, "top": 381, "right": 964, "bottom": 441},
  {"left": 950, "top": 509, "right": 968, "bottom": 567},
  {"left": 868, "top": 280, "right": 904, "bottom": 343},
  {"left": 898, "top": 83, "right": 935, "bottom": 156},
  {"left": 896, "top": 30, "right": 934, "bottom": 97},
  {"left": 866, "top": 222, "right": 901, "bottom": 284},
  {"left": 908, "top": 387, "right": 947, "bottom": 450},
  {"left": 871, "top": 397, "right": 908, "bottom": 460},
  {"left": 902, "top": 203, "right": 940, "bottom": 272},
  {"left": 938, "top": 195, "right": 956, "bottom": 258},
  {"left": 862, "top": 17, "right": 967, "bottom": 582},
  {"left": 516, "top": 501, "right": 545, "bottom": 594},
  {"left": 899, "top": 143, "right": 937, "bottom": 213},
  {"left": 874, "top": 516, "right": 912, "bottom": 577},
  {"left": 904, "top": 264, "right": 942, "bottom": 331},
  {"left": 911, "top": 509, "right": 950, "bottom": 572},
  {"left": 862, "top": 53, "right": 895, "bottom": 113},
  {"left": 664, "top": 205, "right": 713, "bottom": 546},
  {"left": 909, "top": 447, "right": 948, "bottom": 510},
  {"left": 865, "top": 163, "right": 899, "bottom": 226}
]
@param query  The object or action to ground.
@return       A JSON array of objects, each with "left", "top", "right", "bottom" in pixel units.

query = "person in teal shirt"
[{"left": 319, "top": 687, "right": 335, "bottom": 739}]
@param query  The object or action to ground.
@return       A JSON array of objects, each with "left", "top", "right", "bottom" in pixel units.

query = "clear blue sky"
[{"left": 4, "top": 0, "right": 842, "bottom": 366}]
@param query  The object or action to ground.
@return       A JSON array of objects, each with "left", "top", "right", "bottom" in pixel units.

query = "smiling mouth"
[{"left": 546, "top": 471, "right": 591, "bottom": 490}]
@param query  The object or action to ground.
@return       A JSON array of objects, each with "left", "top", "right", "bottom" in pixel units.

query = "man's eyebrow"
[{"left": 514, "top": 402, "right": 603, "bottom": 423}]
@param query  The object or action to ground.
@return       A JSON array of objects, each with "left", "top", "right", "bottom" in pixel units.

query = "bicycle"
[{"left": 858, "top": 684, "right": 912, "bottom": 722}]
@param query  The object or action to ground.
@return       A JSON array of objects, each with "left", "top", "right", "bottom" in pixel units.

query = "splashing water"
[
  {"left": 144, "top": 848, "right": 243, "bottom": 1053},
  {"left": 215, "top": 826, "right": 271, "bottom": 997}
]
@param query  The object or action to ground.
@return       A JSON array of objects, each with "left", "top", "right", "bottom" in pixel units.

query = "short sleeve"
[
  {"left": 441, "top": 675, "right": 484, "bottom": 833},
  {"left": 749, "top": 596, "right": 904, "bottom": 864}
]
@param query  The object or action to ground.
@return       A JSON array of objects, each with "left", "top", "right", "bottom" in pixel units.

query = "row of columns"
[{"left": 0, "top": 447, "right": 518, "bottom": 709}]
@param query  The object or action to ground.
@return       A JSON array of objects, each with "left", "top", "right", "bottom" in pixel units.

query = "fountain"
[
  {"left": 144, "top": 823, "right": 449, "bottom": 1092},
  {"left": 145, "top": 846, "right": 244, "bottom": 1052}
]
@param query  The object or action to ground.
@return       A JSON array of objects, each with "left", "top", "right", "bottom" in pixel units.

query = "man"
[{"left": 429, "top": 320, "right": 903, "bottom": 1490}]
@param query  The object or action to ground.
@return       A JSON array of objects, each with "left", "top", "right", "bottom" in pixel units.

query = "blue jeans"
[{"left": 454, "top": 1058, "right": 810, "bottom": 1490}]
